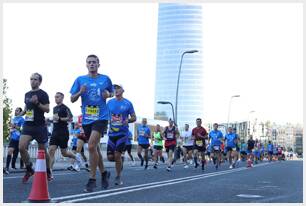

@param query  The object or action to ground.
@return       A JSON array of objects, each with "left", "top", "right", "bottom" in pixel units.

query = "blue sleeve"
[
  {"left": 19, "top": 117, "right": 25, "bottom": 127},
  {"left": 147, "top": 127, "right": 151, "bottom": 136},
  {"left": 70, "top": 77, "right": 80, "bottom": 95},
  {"left": 128, "top": 101, "right": 135, "bottom": 116}
]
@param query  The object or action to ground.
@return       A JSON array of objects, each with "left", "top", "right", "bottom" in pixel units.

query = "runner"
[
  {"left": 107, "top": 84, "right": 136, "bottom": 185},
  {"left": 224, "top": 127, "right": 239, "bottom": 169},
  {"left": 163, "top": 119, "right": 180, "bottom": 171},
  {"left": 181, "top": 124, "right": 193, "bottom": 169},
  {"left": 246, "top": 135, "right": 255, "bottom": 167},
  {"left": 240, "top": 139, "right": 247, "bottom": 161},
  {"left": 4, "top": 107, "right": 25, "bottom": 174},
  {"left": 70, "top": 54, "right": 113, "bottom": 192},
  {"left": 266, "top": 141, "right": 273, "bottom": 162},
  {"left": 123, "top": 130, "right": 136, "bottom": 166},
  {"left": 18, "top": 73, "right": 52, "bottom": 183},
  {"left": 48, "top": 92, "right": 78, "bottom": 179},
  {"left": 192, "top": 118, "right": 208, "bottom": 171},
  {"left": 136, "top": 118, "right": 151, "bottom": 169},
  {"left": 68, "top": 123, "right": 90, "bottom": 171},
  {"left": 152, "top": 124, "right": 164, "bottom": 169},
  {"left": 208, "top": 123, "right": 224, "bottom": 170}
]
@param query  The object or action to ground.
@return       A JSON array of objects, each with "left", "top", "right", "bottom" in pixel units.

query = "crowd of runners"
[{"left": 3, "top": 54, "right": 289, "bottom": 193}]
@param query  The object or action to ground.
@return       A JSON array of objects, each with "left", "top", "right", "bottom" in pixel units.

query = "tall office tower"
[{"left": 154, "top": 3, "right": 204, "bottom": 129}]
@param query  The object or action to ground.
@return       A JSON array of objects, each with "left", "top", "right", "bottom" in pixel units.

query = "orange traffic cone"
[{"left": 25, "top": 149, "right": 55, "bottom": 203}]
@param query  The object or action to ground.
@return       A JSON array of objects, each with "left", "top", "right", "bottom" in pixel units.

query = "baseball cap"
[{"left": 113, "top": 84, "right": 124, "bottom": 91}]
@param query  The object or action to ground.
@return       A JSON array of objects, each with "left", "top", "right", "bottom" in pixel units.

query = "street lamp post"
[
  {"left": 175, "top": 49, "right": 199, "bottom": 126},
  {"left": 248, "top": 110, "right": 255, "bottom": 136},
  {"left": 227, "top": 95, "right": 240, "bottom": 130},
  {"left": 157, "top": 101, "right": 175, "bottom": 124}
]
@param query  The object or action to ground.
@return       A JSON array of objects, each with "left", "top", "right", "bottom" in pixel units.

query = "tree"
[{"left": 3, "top": 78, "right": 12, "bottom": 142}]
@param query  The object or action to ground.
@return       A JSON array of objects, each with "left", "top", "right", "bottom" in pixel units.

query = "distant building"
[{"left": 154, "top": 3, "right": 204, "bottom": 129}]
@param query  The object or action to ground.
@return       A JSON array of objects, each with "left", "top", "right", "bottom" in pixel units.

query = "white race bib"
[
  {"left": 85, "top": 105, "right": 99, "bottom": 120},
  {"left": 25, "top": 110, "right": 34, "bottom": 121},
  {"left": 196, "top": 140, "right": 203, "bottom": 147},
  {"left": 213, "top": 145, "right": 220, "bottom": 150}
]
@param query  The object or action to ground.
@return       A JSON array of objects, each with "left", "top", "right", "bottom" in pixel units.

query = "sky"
[{"left": 3, "top": 3, "right": 303, "bottom": 126}]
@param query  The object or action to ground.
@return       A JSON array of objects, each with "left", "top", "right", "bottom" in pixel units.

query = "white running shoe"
[
  {"left": 73, "top": 162, "right": 81, "bottom": 172},
  {"left": 229, "top": 165, "right": 233, "bottom": 169},
  {"left": 184, "top": 165, "right": 189, "bottom": 169}
]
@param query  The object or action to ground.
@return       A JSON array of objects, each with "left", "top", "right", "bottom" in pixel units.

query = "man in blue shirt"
[
  {"left": 4, "top": 107, "right": 25, "bottom": 174},
  {"left": 70, "top": 54, "right": 113, "bottom": 192},
  {"left": 136, "top": 118, "right": 151, "bottom": 169},
  {"left": 209, "top": 123, "right": 224, "bottom": 170},
  {"left": 225, "top": 127, "right": 239, "bottom": 169},
  {"left": 107, "top": 84, "right": 136, "bottom": 185},
  {"left": 267, "top": 141, "right": 273, "bottom": 162}
]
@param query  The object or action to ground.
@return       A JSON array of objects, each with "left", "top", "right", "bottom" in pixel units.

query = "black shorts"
[
  {"left": 165, "top": 145, "right": 176, "bottom": 153},
  {"left": 8, "top": 139, "right": 19, "bottom": 149},
  {"left": 21, "top": 125, "right": 48, "bottom": 144},
  {"left": 154, "top": 145, "right": 163, "bottom": 150},
  {"left": 107, "top": 135, "right": 126, "bottom": 155},
  {"left": 240, "top": 151, "right": 247, "bottom": 155},
  {"left": 49, "top": 129, "right": 69, "bottom": 149},
  {"left": 268, "top": 151, "right": 273, "bottom": 155},
  {"left": 82, "top": 120, "right": 108, "bottom": 143},
  {"left": 138, "top": 144, "right": 150, "bottom": 150},
  {"left": 194, "top": 145, "right": 206, "bottom": 152},
  {"left": 183, "top": 145, "right": 194, "bottom": 151},
  {"left": 124, "top": 144, "right": 132, "bottom": 153}
]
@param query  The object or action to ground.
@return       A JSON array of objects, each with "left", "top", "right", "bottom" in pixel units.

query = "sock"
[
  {"left": 6, "top": 155, "right": 12, "bottom": 169},
  {"left": 194, "top": 156, "right": 198, "bottom": 165},
  {"left": 138, "top": 154, "right": 143, "bottom": 161}
]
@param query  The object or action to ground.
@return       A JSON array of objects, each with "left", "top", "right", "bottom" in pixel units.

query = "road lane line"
[
  {"left": 63, "top": 168, "right": 249, "bottom": 202},
  {"left": 56, "top": 163, "right": 271, "bottom": 202},
  {"left": 53, "top": 168, "right": 245, "bottom": 201}
]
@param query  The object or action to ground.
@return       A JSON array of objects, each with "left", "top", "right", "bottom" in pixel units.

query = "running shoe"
[
  {"left": 114, "top": 176, "right": 123, "bottom": 185},
  {"left": 22, "top": 168, "right": 34, "bottom": 184},
  {"left": 101, "top": 170, "right": 110, "bottom": 189},
  {"left": 84, "top": 178, "right": 97, "bottom": 192}
]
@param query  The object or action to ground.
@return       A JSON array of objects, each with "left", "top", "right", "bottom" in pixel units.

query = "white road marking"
[
  {"left": 55, "top": 163, "right": 270, "bottom": 202},
  {"left": 236, "top": 194, "right": 263, "bottom": 198}
]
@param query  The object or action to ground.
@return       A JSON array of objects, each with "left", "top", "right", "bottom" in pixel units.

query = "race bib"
[
  {"left": 232, "top": 147, "right": 236, "bottom": 151},
  {"left": 167, "top": 133, "right": 174, "bottom": 139},
  {"left": 85, "top": 105, "right": 99, "bottom": 120},
  {"left": 196, "top": 140, "right": 203, "bottom": 147},
  {"left": 213, "top": 145, "right": 220, "bottom": 151},
  {"left": 111, "top": 114, "right": 123, "bottom": 126},
  {"left": 139, "top": 130, "right": 146, "bottom": 136},
  {"left": 252, "top": 149, "right": 255, "bottom": 152},
  {"left": 25, "top": 110, "right": 34, "bottom": 121}
]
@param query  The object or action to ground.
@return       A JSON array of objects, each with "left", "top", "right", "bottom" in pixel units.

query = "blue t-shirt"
[
  {"left": 71, "top": 137, "right": 78, "bottom": 147},
  {"left": 70, "top": 74, "right": 113, "bottom": 125},
  {"left": 126, "top": 131, "right": 133, "bottom": 145},
  {"left": 268, "top": 144, "right": 273, "bottom": 152},
  {"left": 107, "top": 98, "right": 135, "bottom": 137},
  {"left": 137, "top": 125, "right": 151, "bottom": 145},
  {"left": 240, "top": 143, "right": 247, "bottom": 152},
  {"left": 209, "top": 130, "right": 223, "bottom": 146},
  {"left": 225, "top": 133, "right": 238, "bottom": 148},
  {"left": 71, "top": 128, "right": 81, "bottom": 147},
  {"left": 10, "top": 116, "right": 25, "bottom": 141}
]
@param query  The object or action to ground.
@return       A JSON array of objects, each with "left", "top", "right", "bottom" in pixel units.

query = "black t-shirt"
[
  {"left": 24, "top": 89, "right": 49, "bottom": 126},
  {"left": 53, "top": 104, "right": 72, "bottom": 130},
  {"left": 247, "top": 139, "right": 255, "bottom": 150}
]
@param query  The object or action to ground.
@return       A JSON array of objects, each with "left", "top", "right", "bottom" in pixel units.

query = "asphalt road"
[{"left": 3, "top": 160, "right": 303, "bottom": 203}]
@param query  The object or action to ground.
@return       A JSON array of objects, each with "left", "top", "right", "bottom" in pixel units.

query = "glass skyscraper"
[{"left": 154, "top": 3, "right": 204, "bottom": 129}]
